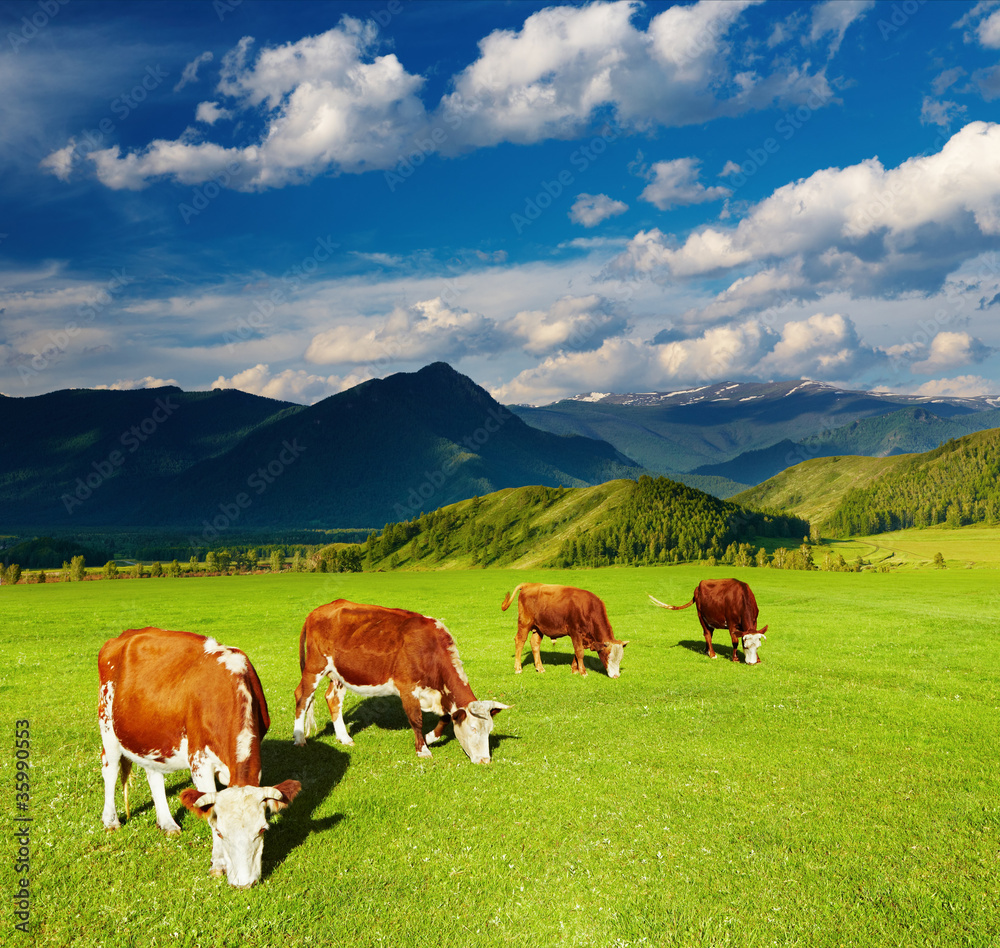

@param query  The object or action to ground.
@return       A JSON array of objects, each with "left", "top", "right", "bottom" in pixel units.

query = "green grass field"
[{"left": 3, "top": 566, "right": 999, "bottom": 947}]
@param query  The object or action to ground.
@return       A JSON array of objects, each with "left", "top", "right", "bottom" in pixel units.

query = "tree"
[
  {"left": 150, "top": 561, "right": 164, "bottom": 578},
  {"left": 3, "top": 564, "right": 21, "bottom": 585},
  {"left": 168, "top": 559, "right": 182, "bottom": 578},
  {"left": 103, "top": 560, "right": 119, "bottom": 580},
  {"left": 933, "top": 552, "right": 946, "bottom": 569},
  {"left": 70, "top": 555, "right": 86, "bottom": 582},
  {"left": 270, "top": 550, "right": 284, "bottom": 573}
]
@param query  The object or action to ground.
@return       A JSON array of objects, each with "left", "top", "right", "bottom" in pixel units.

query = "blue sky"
[{"left": 3, "top": 0, "right": 1000, "bottom": 405}]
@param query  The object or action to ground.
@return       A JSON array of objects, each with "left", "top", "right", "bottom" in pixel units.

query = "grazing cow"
[
  {"left": 501, "top": 583, "right": 628, "bottom": 678},
  {"left": 292, "top": 600, "right": 510, "bottom": 763},
  {"left": 649, "top": 578, "right": 768, "bottom": 662},
  {"left": 98, "top": 627, "right": 301, "bottom": 888}
]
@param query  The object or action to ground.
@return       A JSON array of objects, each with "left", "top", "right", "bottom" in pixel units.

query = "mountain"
[
  {"left": 692, "top": 406, "right": 1000, "bottom": 484},
  {"left": 0, "top": 386, "right": 302, "bottom": 526},
  {"left": 0, "top": 364, "right": 644, "bottom": 532},
  {"left": 732, "top": 428, "right": 1000, "bottom": 536},
  {"left": 510, "top": 380, "right": 1000, "bottom": 486},
  {"left": 346, "top": 475, "right": 809, "bottom": 571}
]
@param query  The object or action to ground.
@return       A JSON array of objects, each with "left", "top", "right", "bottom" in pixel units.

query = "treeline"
[
  {"left": 552, "top": 476, "right": 809, "bottom": 567},
  {"left": 826, "top": 431, "right": 1000, "bottom": 536},
  {"left": 362, "top": 477, "right": 810, "bottom": 570}
]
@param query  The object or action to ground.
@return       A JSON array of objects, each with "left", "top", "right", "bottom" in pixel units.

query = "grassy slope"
[
  {"left": 4, "top": 569, "right": 999, "bottom": 948},
  {"left": 731, "top": 453, "right": 902, "bottom": 525}
]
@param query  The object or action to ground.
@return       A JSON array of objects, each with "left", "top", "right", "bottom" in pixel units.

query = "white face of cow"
[
  {"left": 600, "top": 641, "right": 628, "bottom": 678},
  {"left": 182, "top": 783, "right": 300, "bottom": 888},
  {"left": 452, "top": 701, "right": 510, "bottom": 764},
  {"left": 742, "top": 633, "right": 766, "bottom": 665}
]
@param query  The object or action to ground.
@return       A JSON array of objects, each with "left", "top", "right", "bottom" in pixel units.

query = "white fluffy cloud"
[
  {"left": 506, "top": 295, "right": 628, "bottom": 355},
  {"left": 612, "top": 122, "right": 1000, "bottom": 307},
  {"left": 914, "top": 375, "right": 995, "bottom": 397},
  {"left": 569, "top": 193, "right": 628, "bottom": 227},
  {"left": 304, "top": 298, "right": 496, "bottom": 366},
  {"left": 639, "top": 158, "right": 731, "bottom": 210},
  {"left": 910, "top": 331, "right": 993, "bottom": 373},
  {"left": 53, "top": 1, "right": 839, "bottom": 192},
  {"left": 210, "top": 364, "right": 368, "bottom": 404}
]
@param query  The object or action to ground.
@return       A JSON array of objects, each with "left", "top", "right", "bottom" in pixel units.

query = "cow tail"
[
  {"left": 120, "top": 758, "right": 133, "bottom": 819},
  {"left": 501, "top": 584, "right": 524, "bottom": 611},
  {"left": 298, "top": 621, "right": 308, "bottom": 672},
  {"left": 648, "top": 594, "right": 695, "bottom": 610}
]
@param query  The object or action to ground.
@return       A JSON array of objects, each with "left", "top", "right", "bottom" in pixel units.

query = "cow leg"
[
  {"left": 426, "top": 714, "right": 450, "bottom": 746},
  {"left": 571, "top": 636, "right": 587, "bottom": 676},
  {"left": 324, "top": 679, "right": 355, "bottom": 747},
  {"left": 144, "top": 768, "right": 181, "bottom": 835},
  {"left": 727, "top": 625, "right": 741, "bottom": 662},
  {"left": 513, "top": 622, "right": 532, "bottom": 674},
  {"left": 530, "top": 630, "right": 546, "bottom": 674},
  {"left": 400, "top": 692, "right": 432, "bottom": 758},
  {"left": 99, "top": 734, "right": 122, "bottom": 830},
  {"left": 700, "top": 621, "right": 717, "bottom": 658},
  {"left": 293, "top": 670, "right": 327, "bottom": 746}
]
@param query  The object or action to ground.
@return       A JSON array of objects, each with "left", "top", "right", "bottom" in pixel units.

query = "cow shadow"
[
  {"left": 259, "top": 738, "right": 348, "bottom": 881},
  {"left": 527, "top": 649, "right": 605, "bottom": 675},
  {"left": 676, "top": 638, "right": 736, "bottom": 660}
]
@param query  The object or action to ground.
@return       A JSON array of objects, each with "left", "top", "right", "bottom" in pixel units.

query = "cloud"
[
  {"left": 304, "top": 298, "right": 496, "bottom": 366},
  {"left": 96, "top": 376, "right": 180, "bottom": 391},
  {"left": 914, "top": 375, "right": 995, "bottom": 397},
  {"left": 910, "top": 331, "right": 993, "bottom": 373},
  {"left": 506, "top": 295, "right": 629, "bottom": 355},
  {"left": 757, "top": 312, "right": 881, "bottom": 378},
  {"left": 39, "top": 139, "right": 77, "bottom": 181},
  {"left": 174, "top": 52, "right": 214, "bottom": 92},
  {"left": 611, "top": 122, "right": 1000, "bottom": 305},
  {"left": 638, "top": 157, "right": 731, "bottom": 210},
  {"left": 210, "top": 364, "right": 368, "bottom": 404},
  {"left": 807, "top": 0, "right": 874, "bottom": 55},
  {"left": 73, "top": 1, "right": 839, "bottom": 192},
  {"left": 89, "top": 18, "right": 430, "bottom": 190},
  {"left": 920, "top": 97, "right": 966, "bottom": 128},
  {"left": 195, "top": 101, "right": 232, "bottom": 125},
  {"left": 569, "top": 193, "right": 628, "bottom": 227}
]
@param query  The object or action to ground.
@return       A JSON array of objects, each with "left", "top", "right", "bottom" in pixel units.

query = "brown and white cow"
[
  {"left": 649, "top": 578, "right": 768, "bottom": 662},
  {"left": 98, "top": 627, "right": 301, "bottom": 888},
  {"left": 292, "top": 600, "right": 510, "bottom": 763},
  {"left": 501, "top": 583, "right": 628, "bottom": 678}
]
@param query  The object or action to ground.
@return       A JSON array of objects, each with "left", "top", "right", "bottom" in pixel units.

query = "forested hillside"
[
  {"left": 355, "top": 475, "right": 809, "bottom": 570},
  {"left": 825, "top": 430, "right": 1000, "bottom": 536}
]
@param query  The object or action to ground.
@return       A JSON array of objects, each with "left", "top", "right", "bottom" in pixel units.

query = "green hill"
[
  {"left": 733, "top": 428, "right": 1000, "bottom": 536},
  {"left": 350, "top": 475, "right": 809, "bottom": 571}
]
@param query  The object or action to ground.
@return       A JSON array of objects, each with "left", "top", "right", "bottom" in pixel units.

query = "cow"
[
  {"left": 98, "top": 627, "right": 301, "bottom": 888},
  {"left": 292, "top": 600, "right": 510, "bottom": 763},
  {"left": 649, "top": 578, "right": 768, "bottom": 663},
  {"left": 501, "top": 583, "right": 628, "bottom": 678}
]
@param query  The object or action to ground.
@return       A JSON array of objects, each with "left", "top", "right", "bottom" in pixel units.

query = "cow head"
[
  {"left": 180, "top": 780, "right": 301, "bottom": 888},
  {"left": 742, "top": 632, "right": 766, "bottom": 665},
  {"left": 597, "top": 640, "right": 629, "bottom": 678},
  {"left": 451, "top": 701, "right": 510, "bottom": 764}
]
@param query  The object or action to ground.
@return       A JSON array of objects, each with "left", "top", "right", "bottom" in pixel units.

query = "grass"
[{"left": 3, "top": 566, "right": 1000, "bottom": 947}]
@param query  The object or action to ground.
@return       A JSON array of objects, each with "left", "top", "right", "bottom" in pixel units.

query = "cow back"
[
  {"left": 98, "top": 627, "right": 268, "bottom": 784},
  {"left": 518, "top": 583, "right": 616, "bottom": 645}
]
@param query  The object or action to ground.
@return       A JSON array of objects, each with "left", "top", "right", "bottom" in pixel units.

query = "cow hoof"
[
  {"left": 103, "top": 820, "right": 120, "bottom": 832},
  {"left": 337, "top": 737, "right": 355, "bottom": 747},
  {"left": 514, "top": 667, "right": 522, "bottom": 674},
  {"left": 417, "top": 746, "right": 433, "bottom": 759},
  {"left": 535, "top": 667, "right": 545, "bottom": 674},
  {"left": 160, "top": 826, "right": 182, "bottom": 838},
  {"left": 210, "top": 866, "right": 225, "bottom": 878}
]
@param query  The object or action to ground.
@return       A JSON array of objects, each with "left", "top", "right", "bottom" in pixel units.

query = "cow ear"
[
  {"left": 180, "top": 787, "right": 214, "bottom": 820},
  {"left": 452, "top": 709, "right": 468, "bottom": 726},
  {"left": 486, "top": 701, "right": 511, "bottom": 718},
  {"left": 758, "top": 625, "right": 768, "bottom": 635},
  {"left": 265, "top": 779, "right": 302, "bottom": 813}
]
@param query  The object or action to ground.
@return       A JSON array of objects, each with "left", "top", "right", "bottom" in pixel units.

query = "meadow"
[{"left": 3, "top": 565, "right": 999, "bottom": 947}]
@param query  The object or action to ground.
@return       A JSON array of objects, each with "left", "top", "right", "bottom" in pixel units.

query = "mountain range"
[
  {"left": 511, "top": 380, "right": 1000, "bottom": 495},
  {"left": 4, "top": 365, "right": 1000, "bottom": 536}
]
